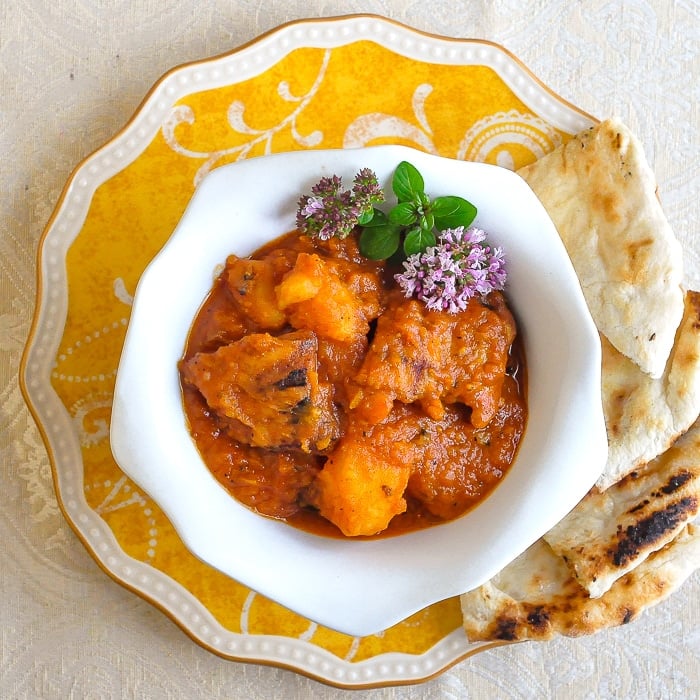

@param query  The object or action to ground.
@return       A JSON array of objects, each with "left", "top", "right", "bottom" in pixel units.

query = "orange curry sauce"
[{"left": 179, "top": 231, "right": 527, "bottom": 538}]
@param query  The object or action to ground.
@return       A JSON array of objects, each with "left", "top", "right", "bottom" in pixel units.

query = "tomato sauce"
[{"left": 180, "top": 230, "right": 527, "bottom": 538}]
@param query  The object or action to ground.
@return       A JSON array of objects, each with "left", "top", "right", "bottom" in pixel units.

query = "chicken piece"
[
  {"left": 181, "top": 330, "right": 339, "bottom": 452},
  {"left": 224, "top": 255, "right": 288, "bottom": 330},
  {"left": 186, "top": 276, "right": 248, "bottom": 351},
  {"left": 215, "top": 443, "right": 320, "bottom": 519},
  {"left": 406, "top": 376, "right": 527, "bottom": 520},
  {"left": 275, "top": 252, "right": 383, "bottom": 343},
  {"left": 350, "top": 292, "right": 517, "bottom": 428}
]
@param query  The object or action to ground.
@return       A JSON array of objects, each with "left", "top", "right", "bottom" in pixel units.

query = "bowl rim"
[{"left": 110, "top": 145, "right": 608, "bottom": 636}]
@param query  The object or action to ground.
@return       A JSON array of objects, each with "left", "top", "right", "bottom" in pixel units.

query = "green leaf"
[
  {"left": 389, "top": 202, "right": 418, "bottom": 226},
  {"left": 392, "top": 161, "right": 425, "bottom": 202},
  {"left": 403, "top": 227, "right": 436, "bottom": 256},
  {"left": 419, "top": 211, "right": 434, "bottom": 231},
  {"left": 416, "top": 191, "right": 431, "bottom": 208},
  {"left": 361, "top": 208, "right": 389, "bottom": 227},
  {"left": 357, "top": 207, "right": 375, "bottom": 226},
  {"left": 431, "top": 195, "right": 477, "bottom": 230},
  {"left": 359, "top": 224, "right": 401, "bottom": 260}
]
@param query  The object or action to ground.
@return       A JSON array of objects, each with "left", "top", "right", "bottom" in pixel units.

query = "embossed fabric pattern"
[{"left": 3, "top": 2, "right": 698, "bottom": 698}]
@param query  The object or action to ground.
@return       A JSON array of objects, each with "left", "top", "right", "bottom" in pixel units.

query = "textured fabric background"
[{"left": 3, "top": 1, "right": 698, "bottom": 698}]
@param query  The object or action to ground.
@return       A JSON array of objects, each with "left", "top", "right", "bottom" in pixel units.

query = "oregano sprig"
[
  {"left": 358, "top": 161, "right": 477, "bottom": 259},
  {"left": 296, "top": 168, "right": 384, "bottom": 241},
  {"left": 395, "top": 227, "right": 507, "bottom": 313},
  {"left": 295, "top": 160, "right": 506, "bottom": 312}
]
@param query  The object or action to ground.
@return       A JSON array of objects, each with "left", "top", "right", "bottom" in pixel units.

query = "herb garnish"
[
  {"left": 359, "top": 161, "right": 477, "bottom": 260},
  {"left": 296, "top": 160, "right": 507, "bottom": 312},
  {"left": 296, "top": 169, "right": 384, "bottom": 241},
  {"left": 395, "top": 226, "right": 507, "bottom": 313}
]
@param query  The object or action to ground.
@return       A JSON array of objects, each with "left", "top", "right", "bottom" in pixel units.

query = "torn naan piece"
[
  {"left": 597, "top": 290, "right": 700, "bottom": 490},
  {"left": 544, "top": 418, "right": 700, "bottom": 598},
  {"left": 460, "top": 524, "right": 699, "bottom": 642},
  {"left": 518, "top": 118, "right": 684, "bottom": 379}
]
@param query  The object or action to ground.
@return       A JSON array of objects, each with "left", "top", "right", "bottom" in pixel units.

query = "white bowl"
[{"left": 110, "top": 146, "right": 607, "bottom": 637}]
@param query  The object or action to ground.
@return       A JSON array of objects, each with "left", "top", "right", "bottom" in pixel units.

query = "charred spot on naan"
[
  {"left": 544, "top": 419, "right": 700, "bottom": 598},
  {"left": 461, "top": 526, "right": 700, "bottom": 642},
  {"left": 612, "top": 494, "right": 697, "bottom": 569}
]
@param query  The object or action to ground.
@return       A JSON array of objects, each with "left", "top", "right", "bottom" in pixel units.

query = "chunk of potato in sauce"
[{"left": 180, "top": 231, "right": 526, "bottom": 537}]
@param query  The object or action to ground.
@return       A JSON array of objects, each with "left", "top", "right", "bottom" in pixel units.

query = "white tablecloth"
[{"left": 3, "top": 2, "right": 698, "bottom": 697}]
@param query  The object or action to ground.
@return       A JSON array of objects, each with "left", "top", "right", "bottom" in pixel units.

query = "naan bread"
[
  {"left": 597, "top": 290, "right": 700, "bottom": 490},
  {"left": 460, "top": 524, "right": 699, "bottom": 642},
  {"left": 544, "top": 418, "right": 700, "bottom": 598},
  {"left": 460, "top": 121, "right": 698, "bottom": 644},
  {"left": 518, "top": 118, "right": 684, "bottom": 378}
]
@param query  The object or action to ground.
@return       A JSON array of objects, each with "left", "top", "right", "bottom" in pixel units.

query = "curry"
[{"left": 179, "top": 229, "right": 526, "bottom": 537}]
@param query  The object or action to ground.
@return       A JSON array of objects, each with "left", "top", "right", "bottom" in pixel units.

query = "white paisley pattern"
[
  {"left": 163, "top": 79, "right": 562, "bottom": 173},
  {"left": 162, "top": 50, "right": 330, "bottom": 186},
  {"left": 5, "top": 3, "right": 699, "bottom": 699},
  {"left": 343, "top": 83, "right": 440, "bottom": 153}
]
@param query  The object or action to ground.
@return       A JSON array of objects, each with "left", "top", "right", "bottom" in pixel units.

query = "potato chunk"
[
  {"left": 315, "top": 438, "right": 412, "bottom": 537},
  {"left": 312, "top": 406, "right": 424, "bottom": 536},
  {"left": 275, "top": 253, "right": 382, "bottom": 343},
  {"left": 181, "top": 330, "right": 338, "bottom": 452}
]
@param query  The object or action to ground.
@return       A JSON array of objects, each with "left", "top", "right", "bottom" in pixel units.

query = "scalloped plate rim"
[{"left": 19, "top": 14, "right": 598, "bottom": 689}]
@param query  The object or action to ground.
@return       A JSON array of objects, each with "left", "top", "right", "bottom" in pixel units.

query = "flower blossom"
[
  {"left": 296, "top": 169, "right": 384, "bottom": 240},
  {"left": 395, "top": 226, "right": 507, "bottom": 313},
  {"left": 352, "top": 168, "right": 384, "bottom": 212}
]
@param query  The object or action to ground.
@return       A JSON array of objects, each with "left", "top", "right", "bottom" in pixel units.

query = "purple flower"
[
  {"left": 311, "top": 175, "right": 343, "bottom": 198},
  {"left": 395, "top": 226, "right": 507, "bottom": 313},
  {"left": 299, "top": 195, "right": 325, "bottom": 218},
  {"left": 296, "top": 168, "right": 383, "bottom": 240},
  {"left": 352, "top": 168, "right": 384, "bottom": 209}
]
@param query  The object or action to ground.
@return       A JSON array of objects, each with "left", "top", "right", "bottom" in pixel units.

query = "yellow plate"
[{"left": 21, "top": 15, "right": 596, "bottom": 689}]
